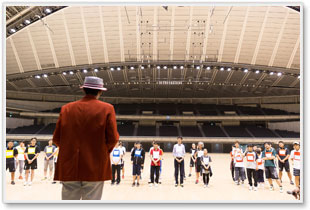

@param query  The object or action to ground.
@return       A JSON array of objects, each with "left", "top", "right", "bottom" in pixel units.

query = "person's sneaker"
[
  {"left": 280, "top": 186, "right": 283, "bottom": 193},
  {"left": 188, "top": 174, "right": 191, "bottom": 177},
  {"left": 149, "top": 183, "right": 153, "bottom": 187},
  {"left": 237, "top": 182, "right": 240, "bottom": 186},
  {"left": 41, "top": 177, "right": 47, "bottom": 181},
  {"left": 111, "top": 182, "right": 115, "bottom": 186},
  {"left": 52, "top": 181, "right": 56, "bottom": 184},
  {"left": 269, "top": 186, "right": 274, "bottom": 191},
  {"left": 235, "top": 181, "right": 238, "bottom": 185},
  {"left": 204, "top": 184, "right": 207, "bottom": 188},
  {"left": 116, "top": 182, "right": 120, "bottom": 186},
  {"left": 254, "top": 187, "right": 258, "bottom": 191},
  {"left": 180, "top": 184, "right": 184, "bottom": 188},
  {"left": 23, "top": 182, "right": 28, "bottom": 186},
  {"left": 155, "top": 183, "right": 158, "bottom": 187},
  {"left": 48, "top": 177, "right": 52, "bottom": 181},
  {"left": 136, "top": 182, "right": 140, "bottom": 187},
  {"left": 241, "top": 181, "right": 244, "bottom": 185},
  {"left": 28, "top": 182, "right": 32, "bottom": 186},
  {"left": 132, "top": 183, "right": 135, "bottom": 187},
  {"left": 195, "top": 180, "right": 199, "bottom": 184},
  {"left": 175, "top": 184, "right": 178, "bottom": 187},
  {"left": 18, "top": 176, "right": 23, "bottom": 180},
  {"left": 290, "top": 181, "right": 294, "bottom": 185},
  {"left": 249, "top": 186, "right": 253, "bottom": 191},
  {"left": 11, "top": 181, "right": 15, "bottom": 185}
]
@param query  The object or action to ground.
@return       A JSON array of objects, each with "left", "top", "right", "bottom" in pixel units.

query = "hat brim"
[{"left": 80, "top": 85, "right": 107, "bottom": 91}]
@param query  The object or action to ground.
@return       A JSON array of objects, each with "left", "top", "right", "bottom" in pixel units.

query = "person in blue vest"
[
  {"left": 6, "top": 141, "right": 18, "bottom": 185},
  {"left": 131, "top": 141, "right": 145, "bottom": 187},
  {"left": 111, "top": 142, "right": 123, "bottom": 185}
]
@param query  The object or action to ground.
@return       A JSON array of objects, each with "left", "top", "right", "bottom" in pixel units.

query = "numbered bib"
[
  {"left": 28, "top": 147, "right": 35, "bottom": 154},
  {"left": 135, "top": 150, "right": 142, "bottom": 156},
  {"left": 46, "top": 147, "right": 53, "bottom": 154},
  {"left": 6, "top": 151, "right": 13, "bottom": 158},
  {"left": 247, "top": 155, "right": 254, "bottom": 161},
  {"left": 257, "top": 159, "right": 263, "bottom": 165},
  {"left": 152, "top": 151, "right": 160, "bottom": 159},
  {"left": 236, "top": 155, "right": 243, "bottom": 162},
  {"left": 203, "top": 157, "right": 209, "bottom": 165},
  {"left": 191, "top": 150, "right": 195, "bottom": 156},
  {"left": 279, "top": 150, "right": 286, "bottom": 156},
  {"left": 18, "top": 148, "right": 24, "bottom": 154},
  {"left": 265, "top": 152, "right": 272, "bottom": 158},
  {"left": 113, "top": 150, "right": 120, "bottom": 157},
  {"left": 198, "top": 151, "right": 204, "bottom": 157}
]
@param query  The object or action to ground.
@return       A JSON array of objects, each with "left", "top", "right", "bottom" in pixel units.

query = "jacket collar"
[{"left": 82, "top": 95, "right": 98, "bottom": 101}]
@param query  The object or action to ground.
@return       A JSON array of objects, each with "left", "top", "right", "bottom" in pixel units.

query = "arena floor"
[{"left": 5, "top": 152, "right": 299, "bottom": 202}]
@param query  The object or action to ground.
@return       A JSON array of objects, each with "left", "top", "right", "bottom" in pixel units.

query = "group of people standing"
[
  {"left": 6, "top": 138, "right": 59, "bottom": 186},
  {"left": 230, "top": 141, "right": 301, "bottom": 193}
]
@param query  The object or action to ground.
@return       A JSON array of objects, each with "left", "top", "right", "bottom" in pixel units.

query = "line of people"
[
  {"left": 230, "top": 141, "right": 301, "bottom": 193},
  {"left": 6, "top": 138, "right": 59, "bottom": 186}
]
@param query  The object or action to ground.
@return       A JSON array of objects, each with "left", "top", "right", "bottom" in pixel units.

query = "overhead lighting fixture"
[
  {"left": 277, "top": 72, "right": 282, "bottom": 76},
  {"left": 173, "top": 66, "right": 177, "bottom": 70},
  {"left": 24, "top": 19, "right": 31, "bottom": 25},
  {"left": 62, "top": 72, "right": 67, "bottom": 75},
  {"left": 180, "top": 65, "right": 184, "bottom": 70},
  {"left": 110, "top": 67, "right": 115, "bottom": 71},
  {"left": 255, "top": 70, "right": 260, "bottom": 74},
  {"left": 35, "top": 75, "right": 41, "bottom": 79},
  {"left": 269, "top": 72, "right": 274, "bottom": 75},
  {"left": 69, "top": 71, "right": 74, "bottom": 75},
  {"left": 196, "top": 66, "right": 201, "bottom": 70},
  {"left": 227, "top": 67, "right": 232, "bottom": 71},
  {"left": 43, "top": 74, "right": 48, "bottom": 78},
  {"left": 243, "top": 69, "right": 248, "bottom": 73},
  {"left": 117, "top": 67, "right": 121, "bottom": 71},
  {"left": 220, "top": 67, "right": 224, "bottom": 71},
  {"left": 130, "top": 66, "right": 135, "bottom": 70},
  {"left": 163, "top": 66, "right": 168, "bottom": 69},
  {"left": 206, "top": 66, "right": 211, "bottom": 70},
  {"left": 94, "top": 68, "right": 99, "bottom": 72},
  {"left": 83, "top": 69, "right": 88, "bottom": 73},
  {"left": 9, "top": 28, "right": 16, "bottom": 33},
  {"left": 44, "top": 8, "right": 52, "bottom": 14},
  {"left": 141, "top": 66, "right": 145, "bottom": 70},
  {"left": 157, "top": 66, "right": 161, "bottom": 70}
]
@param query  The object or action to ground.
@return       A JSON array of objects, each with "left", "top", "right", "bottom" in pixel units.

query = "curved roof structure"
[{"left": 6, "top": 5, "right": 300, "bottom": 99}]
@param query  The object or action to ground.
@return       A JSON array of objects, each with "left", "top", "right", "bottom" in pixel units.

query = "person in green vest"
[{"left": 6, "top": 141, "right": 18, "bottom": 185}]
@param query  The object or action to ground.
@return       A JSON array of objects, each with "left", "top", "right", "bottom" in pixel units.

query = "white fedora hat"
[{"left": 80, "top": 76, "right": 107, "bottom": 91}]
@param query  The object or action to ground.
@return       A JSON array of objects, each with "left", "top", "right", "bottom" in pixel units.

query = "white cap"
[{"left": 293, "top": 141, "right": 300, "bottom": 145}]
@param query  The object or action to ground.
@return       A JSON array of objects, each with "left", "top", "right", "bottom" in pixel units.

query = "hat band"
[{"left": 83, "top": 83, "right": 104, "bottom": 88}]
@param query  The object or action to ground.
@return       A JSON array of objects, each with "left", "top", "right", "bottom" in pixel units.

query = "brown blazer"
[{"left": 53, "top": 95, "right": 119, "bottom": 181}]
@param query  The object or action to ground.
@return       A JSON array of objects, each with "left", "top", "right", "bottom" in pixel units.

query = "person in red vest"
[
  {"left": 290, "top": 141, "right": 301, "bottom": 187},
  {"left": 276, "top": 141, "right": 294, "bottom": 185},
  {"left": 53, "top": 76, "right": 119, "bottom": 200}
]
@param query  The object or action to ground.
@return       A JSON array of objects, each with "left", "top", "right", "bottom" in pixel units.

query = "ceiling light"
[
  {"left": 243, "top": 69, "right": 248, "bottom": 73},
  {"left": 24, "top": 19, "right": 31, "bottom": 25},
  {"left": 130, "top": 66, "right": 135, "bottom": 70},
  {"left": 110, "top": 67, "right": 114, "bottom": 71},
  {"left": 69, "top": 71, "right": 74, "bottom": 75},
  {"left": 157, "top": 66, "right": 161, "bottom": 70},
  {"left": 83, "top": 69, "right": 88, "bottom": 73},
  {"left": 173, "top": 66, "right": 177, "bottom": 69},
  {"left": 163, "top": 66, "right": 167, "bottom": 69},
  {"left": 141, "top": 66, "right": 145, "bottom": 70},
  {"left": 196, "top": 66, "right": 201, "bottom": 70},
  {"left": 94, "top": 69, "right": 99, "bottom": 72},
  {"left": 269, "top": 72, "right": 274, "bottom": 75},
  {"left": 117, "top": 67, "right": 121, "bottom": 71},
  {"left": 227, "top": 67, "right": 232, "bottom": 71},
  {"left": 277, "top": 72, "right": 282, "bottom": 76},
  {"left": 62, "top": 72, "right": 67, "bottom": 75},
  {"left": 255, "top": 70, "right": 260, "bottom": 74},
  {"left": 180, "top": 65, "right": 184, "bottom": 69},
  {"left": 35, "top": 75, "right": 41, "bottom": 79},
  {"left": 220, "top": 67, "right": 224, "bottom": 71},
  {"left": 206, "top": 66, "right": 211, "bottom": 70},
  {"left": 43, "top": 74, "right": 48, "bottom": 78},
  {"left": 9, "top": 28, "right": 16, "bottom": 33},
  {"left": 44, "top": 8, "right": 52, "bottom": 14}
]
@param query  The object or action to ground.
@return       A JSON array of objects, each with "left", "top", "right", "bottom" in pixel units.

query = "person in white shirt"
[
  {"left": 110, "top": 142, "right": 123, "bottom": 185},
  {"left": 15, "top": 141, "right": 26, "bottom": 180},
  {"left": 290, "top": 141, "right": 301, "bottom": 187},
  {"left": 234, "top": 146, "right": 245, "bottom": 185},
  {"left": 119, "top": 141, "right": 126, "bottom": 179},
  {"left": 173, "top": 136, "right": 186, "bottom": 187},
  {"left": 194, "top": 142, "right": 204, "bottom": 184},
  {"left": 189, "top": 143, "right": 196, "bottom": 177},
  {"left": 255, "top": 148, "right": 265, "bottom": 188},
  {"left": 201, "top": 149, "right": 212, "bottom": 188},
  {"left": 245, "top": 144, "right": 258, "bottom": 191}
]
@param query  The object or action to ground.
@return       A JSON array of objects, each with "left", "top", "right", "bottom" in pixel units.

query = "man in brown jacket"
[{"left": 53, "top": 76, "right": 119, "bottom": 200}]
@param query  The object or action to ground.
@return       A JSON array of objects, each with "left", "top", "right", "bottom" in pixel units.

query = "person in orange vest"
[
  {"left": 276, "top": 141, "right": 294, "bottom": 185},
  {"left": 255, "top": 148, "right": 265, "bottom": 189},
  {"left": 262, "top": 142, "right": 283, "bottom": 192},
  {"left": 245, "top": 144, "right": 258, "bottom": 191},
  {"left": 290, "top": 141, "right": 301, "bottom": 188},
  {"left": 6, "top": 141, "right": 18, "bottom": 185}
]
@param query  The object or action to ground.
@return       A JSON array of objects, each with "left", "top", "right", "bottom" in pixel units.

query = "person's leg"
[
  {"left": 49, "top": 160, "right": 54, "bottom": 178},
  {"left": 241, "top": 167, "right": 245, "bottom": 181},
  {"left": 25, "top": 169, "right": 29, "bottom": 182},
  {"left": 19, "top": 160, "right": 24, "bottom": 176},
  {"left": 246, "top": 168, "right": 252, "bottom": 186},
  {"left": 287, "top": 171, "right": 293, "bottom": 182},
  {"left": 43, "top": 160, "right": 48, "bottom": 178},
  {"left": 180, "top": 160, "right": 184, "bottom": 184},
  {"left": 174, "top": 159, "right": 179, "bottom": 184},
  {"left": 81, "top": 181, "right": 104, "bottom": 200},
  {"left": 111, "top": 165, "right": 116, "bottom": 183},
  {"left": 150, "top": 166, "right": 155, "bottom": 183},
  {"left": 155, "top": 166, "right": 160, "bottom": 184},
  {"left": 30, "top": 169, "right": 35, "bottom": 181},
  {"left": 253, "top": 170, "right": 258, "bottom": 187},
  {"left": 11, "top": 172, "right": 15, "bottom": 182},
  {"left": 296, "top": 176, "right": 300, "bottom": 187},
  {"left": 116, "top": 165, "right": 121, "bottom": 183},
  {"left": 206, "top": 173, "right": 210, "bottom": 185},
  {"left": 235, "top": 167, "right": 240, "bottom": 183},
  {"left": 62, "top": 181, "right": 82, "bottom": 200}
]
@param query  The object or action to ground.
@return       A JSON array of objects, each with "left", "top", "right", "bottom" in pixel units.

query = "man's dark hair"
[
  {"left": 247, "top": 144, "right": 254, "bottom": 147},
  {"left": 278, "top": 141, "right": 284, "bottom": 144},
  {"left": 153, "top": 141, "right": 158, "bottom": 145},
  {"left": 83, "top": 88, "right": 101, "bottom": 96},
  {"left": 265, "top": 142, "right": 272, "bottom": 146},
  {"left": 177, "top": 136, "right": 183, "bottom": 140},
  {"left": 31, "top": 137, "right": 37, "bottom": 141},
  {"left": 19, "top": 141, "right": 25, "bottom": 144},
  {"left": 235, "top": 141, "right": 239, "bottom": 144}
]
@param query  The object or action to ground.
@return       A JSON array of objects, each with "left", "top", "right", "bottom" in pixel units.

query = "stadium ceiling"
[{"left": 6, "top": 6, "right": 300, "bottom": 99}]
